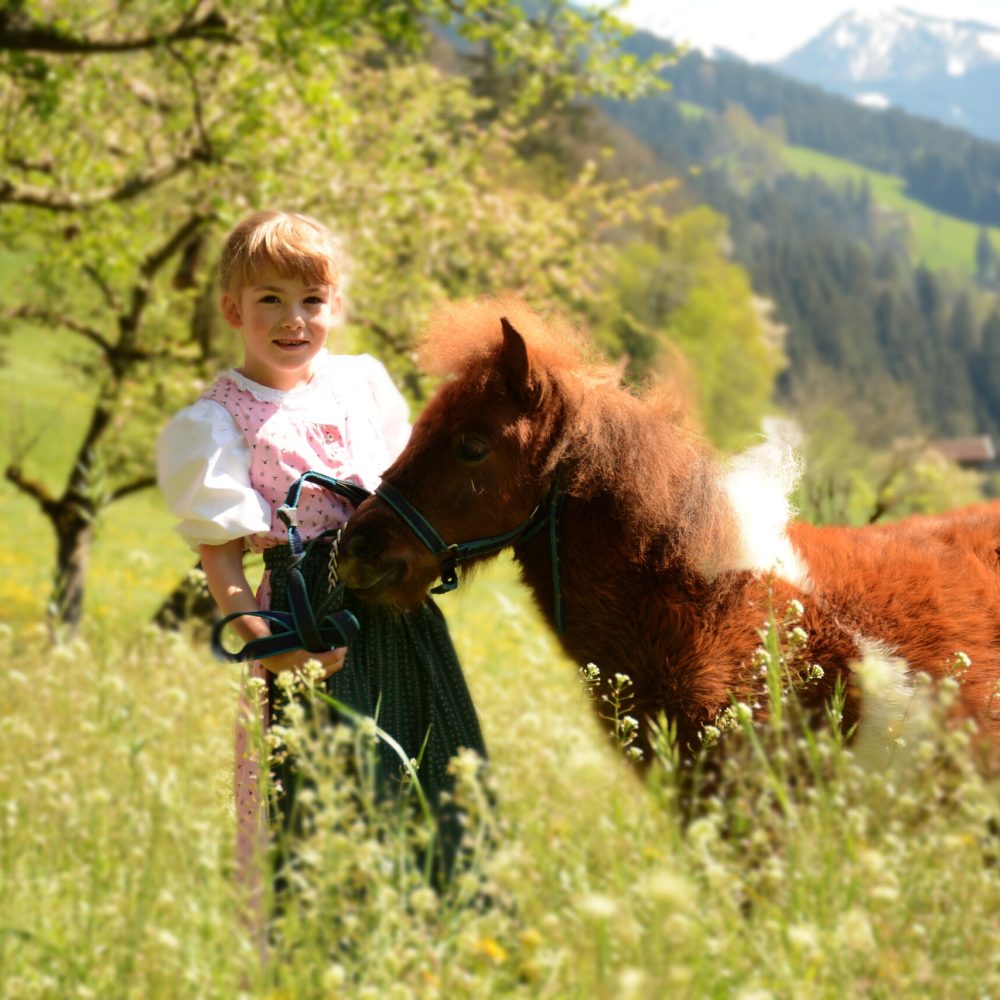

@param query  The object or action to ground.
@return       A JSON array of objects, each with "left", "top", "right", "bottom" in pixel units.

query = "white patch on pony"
[
  {"left": 717, "top": 432, "right": 811, "bottom": 590},
  {"left": 850, "top": 636, "right": 930, "bottom": 770}
]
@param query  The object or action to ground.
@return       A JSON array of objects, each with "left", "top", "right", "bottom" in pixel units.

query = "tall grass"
[{"left": 2, "top": 571, "right": 997, "bottom": 998}]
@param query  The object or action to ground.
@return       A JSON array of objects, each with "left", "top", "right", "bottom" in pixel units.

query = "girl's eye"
[{"left": 456, "top": 435, "right": 490, "bottom": 463}]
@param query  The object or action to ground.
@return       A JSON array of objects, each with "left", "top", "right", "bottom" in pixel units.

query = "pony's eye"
[{"left": 456, "top": 435, "right": 490, "bottom": 463}]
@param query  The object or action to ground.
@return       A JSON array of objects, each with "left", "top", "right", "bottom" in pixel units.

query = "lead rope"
[{"left": 327, "top": 527, "right": 343, "bottom": 590}]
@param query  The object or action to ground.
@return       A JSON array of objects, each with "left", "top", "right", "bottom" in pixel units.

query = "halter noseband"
[{"left": 375, "top": 469, "right": 566, "bottom": 633}]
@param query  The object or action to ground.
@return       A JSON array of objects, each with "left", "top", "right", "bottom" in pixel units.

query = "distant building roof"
[{"left": 932, "top": 435, "right": 996, "bottom": 465}]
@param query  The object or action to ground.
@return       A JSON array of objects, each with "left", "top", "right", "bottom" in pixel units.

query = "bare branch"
[
  {"left": 82, "top": 265, "right": 121, "bottom": 311},
  {"left": 5, "top": 463, "right": 57, "bottom": 516},
  {"left": 0, "top": 144, "right": 213, "bottom": 212},
  {"left": 8, "top": 305, "right": 115, "bottom": 354},
  {"left": 0, "top": 9, "right": 235, "bottom": 54},
  {"left": 141, "top": 212, "right": 213, "bottom": 280},
  {"left": 107, "top": 476, "right": 156, "bottom": 503},
  {"left": 4, "top": 153, "right": 54, "bottom": 174},
  {"left": 116, "top": 211, "right": 214, "bottom": 355},
  {"left": 166, "top": 46, "right": 213, "bottom": 159}
]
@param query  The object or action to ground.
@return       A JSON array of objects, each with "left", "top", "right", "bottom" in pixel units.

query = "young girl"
[{"left": 156, "top": 210, "right": 487, "bottom": 902}]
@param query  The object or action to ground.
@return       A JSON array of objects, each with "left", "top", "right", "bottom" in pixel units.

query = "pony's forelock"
[{"left": 419, "top": 295, "right": 595, "bottom": 379}]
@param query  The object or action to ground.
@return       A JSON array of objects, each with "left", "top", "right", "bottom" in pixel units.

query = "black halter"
[
  {"left": 210, "top": 467, "right": 567, "bottom": 663},
  {"left": 375, "top": 468, "right": 566, "bottom": 633}
]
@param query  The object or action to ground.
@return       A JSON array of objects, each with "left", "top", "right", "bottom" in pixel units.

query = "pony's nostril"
[{"left": 345, "top": 528, "right": 376, "bottom": 562}]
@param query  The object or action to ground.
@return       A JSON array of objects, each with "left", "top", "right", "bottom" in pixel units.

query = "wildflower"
[
  {"left": 519, "top": 928, "right": 543, "bottom": 951},
  {"left": 784, "top": 598, "right": 804, "bottom": 623},
  {"left": 646, "top": 870, "right": 695, "bottom": 910},
  {"left": 447, "top": 747, "right": 484, "bottom": 785},
  {"left": 322, "top": 965, "right": 347, "bottom": 989},
  {"left": 667, "top": 965, "right": 695, "bottom": 986},
  {"left": 245, "top": 676, "right": 267, "bottom": 702},
  {"left": 949, "top": 651, "right": 972, "bottom": 674},
  {"left": 473, "top": 936, "right": 508, "bottom": 964},
  {"left": 787, "top": 922, "right": 821, "bottom": 957},
  {"left": 618, "top": 968, "right": 647, "bottom": 999},
  {"left": 836, "top": 907, "right": 876, "bottom": 954},
  {"left": 408, "top": 887, "right": 438, "bottom": 915},
  {"left": 297, "top": 657, "right": 324, "bottom": 684},
  {"left": 274, "top": 670, "right": 300, "bottom": 693},
  {"left": 579, "top": 662, "right": 600, "bottom": 687},
  {"left": 152, "top": 927, "right": 181, "bottom": 951},
  {"left": 716, "top": 706, "right": 740, "bottom": 734},
  {"left": 577, "top": 892, "right": 619, "bottom": 920}
]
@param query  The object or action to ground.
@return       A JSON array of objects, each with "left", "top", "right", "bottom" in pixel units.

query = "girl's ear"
[{"left": 220, "top": 292, "right": 242, "bottom": 329}]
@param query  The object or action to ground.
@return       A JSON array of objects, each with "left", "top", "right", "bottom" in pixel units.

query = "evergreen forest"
[{"left": 600, "top": 31, "right": 1000, "bottom": 462}]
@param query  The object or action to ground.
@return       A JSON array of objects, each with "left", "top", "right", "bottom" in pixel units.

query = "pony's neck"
[{"left": 536, "top": 381, "right": 809, "bottom": 593}]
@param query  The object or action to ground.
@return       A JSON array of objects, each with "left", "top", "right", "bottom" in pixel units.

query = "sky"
[{"left": 619, "top": 0, "right": 1000, "bottom": 62}]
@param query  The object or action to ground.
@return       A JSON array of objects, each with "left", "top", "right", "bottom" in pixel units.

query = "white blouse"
[{"left": 156, "top": 352, "right": 411, "bottom": 549}]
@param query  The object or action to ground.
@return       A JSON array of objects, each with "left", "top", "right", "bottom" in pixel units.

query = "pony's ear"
[{"left": 499, "top": 316, "right": 537, "bottom": 404}]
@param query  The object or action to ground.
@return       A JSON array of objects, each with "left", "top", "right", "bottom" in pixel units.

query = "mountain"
[{"left": 773, "top": 7, "right": 1000, "bottom": 141}]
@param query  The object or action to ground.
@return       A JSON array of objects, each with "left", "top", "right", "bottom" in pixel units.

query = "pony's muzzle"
[{"left": 338, "top": 524, "right": 407, "bottom": 600}]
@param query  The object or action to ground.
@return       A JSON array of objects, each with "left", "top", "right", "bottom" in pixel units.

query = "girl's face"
[{"left": 221, "top": 269, "right": 341, "bottom": 390}]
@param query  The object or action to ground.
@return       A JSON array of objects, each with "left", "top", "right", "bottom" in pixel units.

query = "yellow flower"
[{"left": 473, "top": 936, "right": 508, "bottom": 965}]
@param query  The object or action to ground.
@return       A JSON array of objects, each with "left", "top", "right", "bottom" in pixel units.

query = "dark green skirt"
[{"left": 262, "top": 542, "right": 487, "bottom": 876}]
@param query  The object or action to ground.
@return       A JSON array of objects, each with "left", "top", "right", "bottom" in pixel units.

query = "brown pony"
[{"left": 339, "top": 296, "right": 1000, "bottom": 763}]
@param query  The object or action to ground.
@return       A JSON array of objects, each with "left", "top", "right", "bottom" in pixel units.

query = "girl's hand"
[{"left": 262, "top": 646, "right": 347, "bottom": 678}]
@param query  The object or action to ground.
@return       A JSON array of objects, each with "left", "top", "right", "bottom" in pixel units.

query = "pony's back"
[{"left": 788, "top": 502, "right": 1000, "bottom": 733}]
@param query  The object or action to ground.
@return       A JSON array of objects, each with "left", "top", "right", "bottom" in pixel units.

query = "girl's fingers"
[{"left": 321, "top": 647, "right": 347, "bottom": 677}]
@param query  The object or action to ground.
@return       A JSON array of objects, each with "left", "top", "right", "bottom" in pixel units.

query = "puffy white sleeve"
[
  {"left": 155, "top": 399, "right": 271, "bottom": 550},
  {"left": 362, "top": 355, "right": 411, "bottom": 462}
]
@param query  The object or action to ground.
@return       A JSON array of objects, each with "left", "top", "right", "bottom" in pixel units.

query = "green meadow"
[
  {"left": 2, "top": 318, "right": 999, "bottom": 998},
  {"left": 780, "top": 144, "right": 1000, "bottom": 277}
]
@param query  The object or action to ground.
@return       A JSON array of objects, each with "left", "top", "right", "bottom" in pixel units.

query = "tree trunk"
[{"left": 50, "top": 505, "right": 93, "bottom": 629}]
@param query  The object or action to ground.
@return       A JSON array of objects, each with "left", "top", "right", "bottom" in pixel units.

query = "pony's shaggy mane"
[
  {"left": 421, "top": 295, "right": 743, "bottom": 575},
  {"left": 420, "top": 294, "right": 596, "bottom": 379}
]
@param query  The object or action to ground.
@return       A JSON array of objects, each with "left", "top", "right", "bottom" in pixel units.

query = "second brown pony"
[{"left": 338, "top": 297, "right": 1000, "bottom": 763}]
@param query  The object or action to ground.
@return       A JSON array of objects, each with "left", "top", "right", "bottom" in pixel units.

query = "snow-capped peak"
[
  {"left": 771, "top": 6, "right": 1000, "bottom": 141},
  {"left": 797, "top": 6, "right": 1000, "bottom": 82}
]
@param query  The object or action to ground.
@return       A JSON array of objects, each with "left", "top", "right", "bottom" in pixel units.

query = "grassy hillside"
[
  {"left": 781, "top": 144, "right": 1000, "bottom": 277},
  {"left": 2, "top": 257, "right": 998, "bottom": 999}
]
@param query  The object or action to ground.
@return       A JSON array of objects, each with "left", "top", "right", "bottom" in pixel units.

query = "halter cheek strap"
[
  {"left": 374, "top": 481, "right": 461, "bottom": 594},
  {"left": 374, "top": 468, "right": 566, "bottom": 632}
]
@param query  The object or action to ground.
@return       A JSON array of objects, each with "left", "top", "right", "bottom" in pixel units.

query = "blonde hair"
[{"left": 219, "top": 210, "right": 348, "bottom": 295}]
